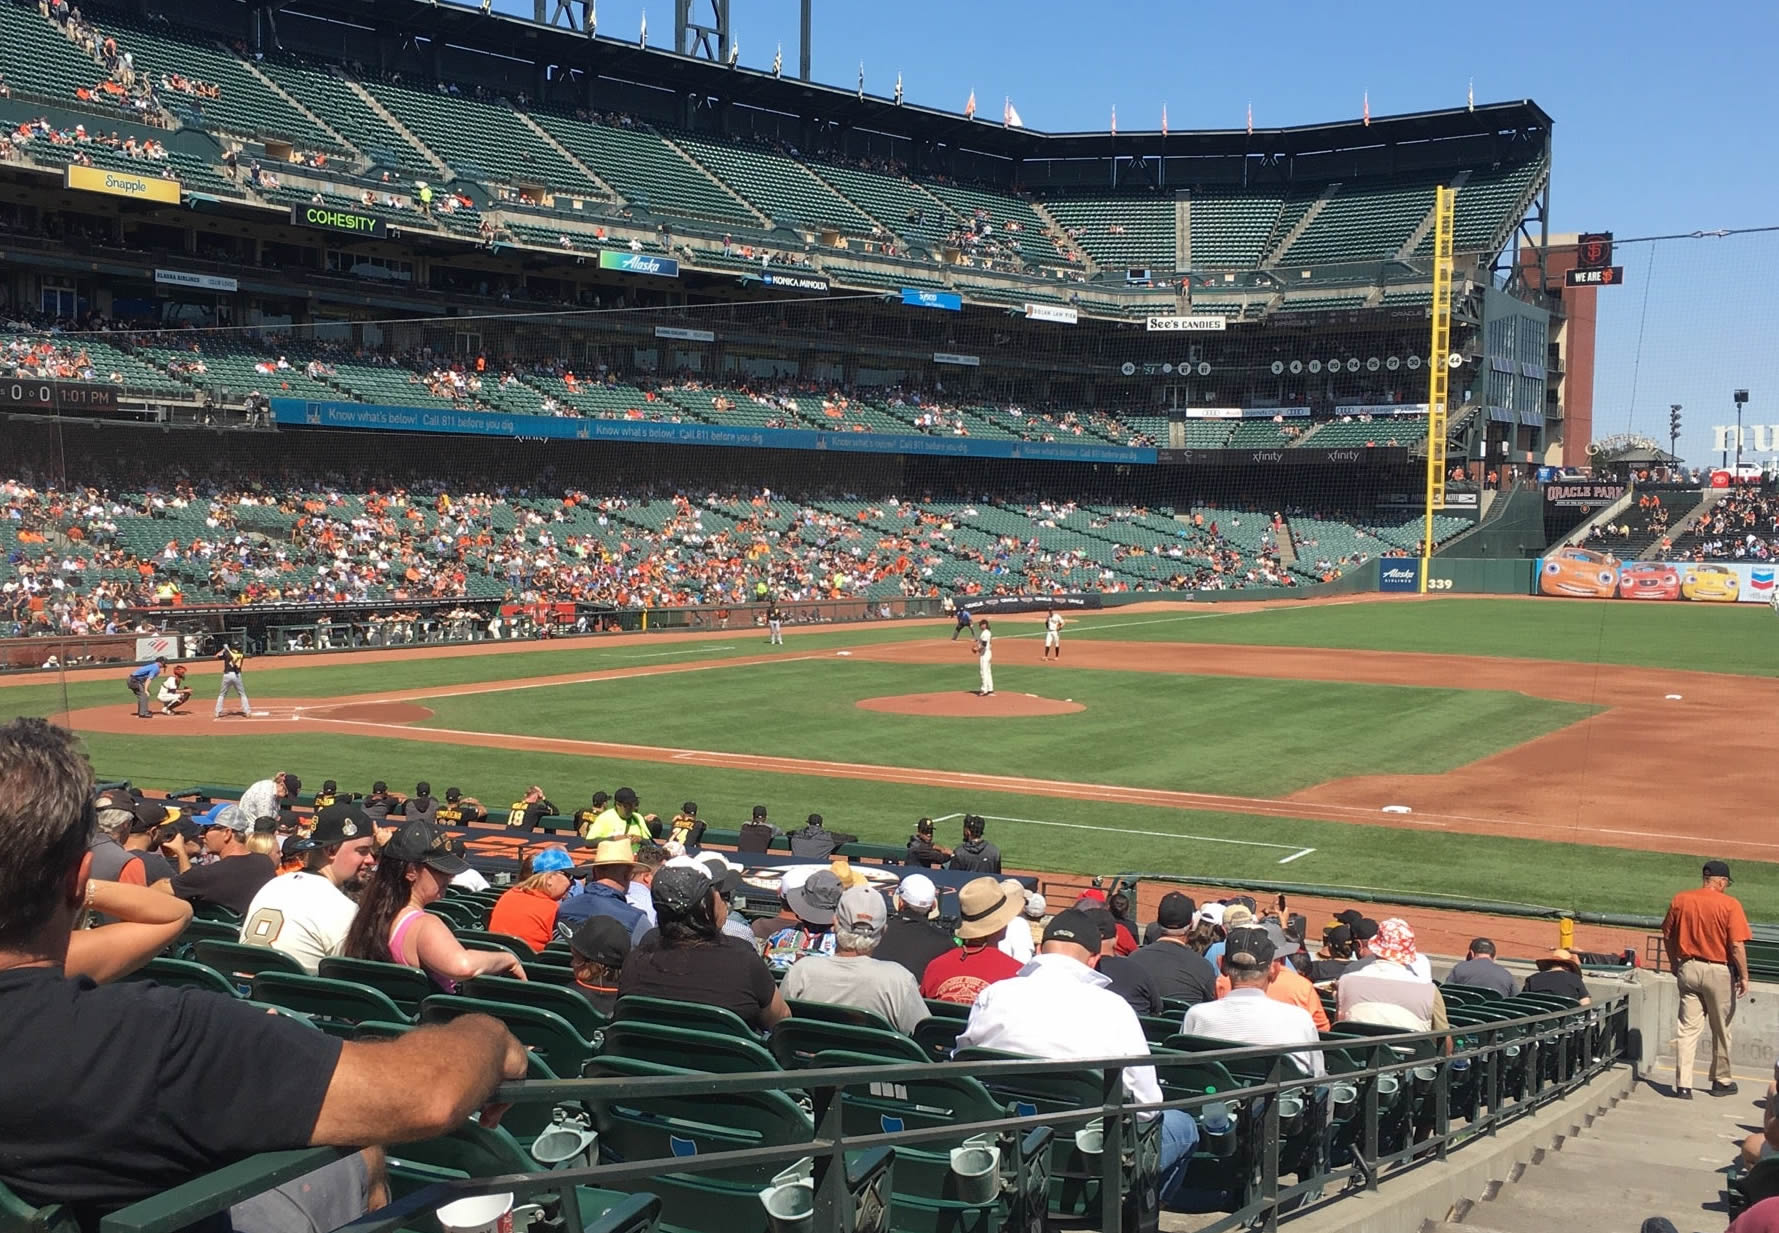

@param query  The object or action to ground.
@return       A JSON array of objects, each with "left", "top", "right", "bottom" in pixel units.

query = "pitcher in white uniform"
[
  {"left": 974, "top": 618, "right": 994, "bottom": 696},
  {"left": 1043, "top": 608, "right": 1064, "bottom": 660}
]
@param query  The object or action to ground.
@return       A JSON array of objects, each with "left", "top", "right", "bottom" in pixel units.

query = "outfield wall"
[{"left": 1535, "top": 555, "right": 1778, "bottom": 603}]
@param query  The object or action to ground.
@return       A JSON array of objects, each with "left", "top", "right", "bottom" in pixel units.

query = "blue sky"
[{"left": 480, "top": 0, "right": 1779, "bottom": 462}]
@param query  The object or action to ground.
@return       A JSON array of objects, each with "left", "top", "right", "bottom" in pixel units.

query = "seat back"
[
  {"left": 192, "top": 939, "right": 307, "bottom": 993},
  {"left": 317, "top": 956, "right": 434, "bottom": 1017},
  {"left": 464, "top": 974, "right": 609, "bottom": 1041},
  {"left": 769, "top": 1018, "right": 927, "bottom": 1068},
  {"left": 250, "top": 972, "right": 411, "bottom": 1032},
  {"left": 613, "top": 994, "right": 755, "bottom": 1037},
  {"left": 599, "top": 1021, "right": 781, "bottom": 1074},
  {"left": 0, "top": 1178, "right": 79, "bottom": 1233},
  {"left": 420, "top": 994, "right": 597, "bottom": 1075},
  {"left": 125, "top": 956, "right": 242, "bottom": 997},
  {"left": 782, "top": 999, "right": 898, "bottom": 1033},
  {"left": 454, "top": 929, "right": 531, "bottom": 960},
  {"left": 172, "top": 917, "right": 243, "bottom": 957}
]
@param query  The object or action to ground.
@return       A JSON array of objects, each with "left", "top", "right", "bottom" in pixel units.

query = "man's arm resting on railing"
[{"left": 309, "top": 1014, "right": 527, "bottom": 1146}]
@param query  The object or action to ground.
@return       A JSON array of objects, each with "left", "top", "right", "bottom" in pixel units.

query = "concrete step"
[{"left": 1457, "top": 1153, "right": 1730, "bottom": 1233}]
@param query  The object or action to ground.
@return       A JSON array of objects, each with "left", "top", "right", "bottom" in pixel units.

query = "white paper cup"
[{"left": 436, "top": 1192, "right": 514, "bottom": 1233}]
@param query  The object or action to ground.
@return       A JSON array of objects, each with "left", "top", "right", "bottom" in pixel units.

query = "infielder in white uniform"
[
  {"left": 974, "top": 617, "right": 994, "bottom": 696},
  {"left": 1042, "top": 607, "right": 1064, "bottom": 660}
]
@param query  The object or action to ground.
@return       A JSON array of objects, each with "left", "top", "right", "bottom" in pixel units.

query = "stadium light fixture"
[{"left": 1735, "top": 389, "right": 1750, "bottom": 472}]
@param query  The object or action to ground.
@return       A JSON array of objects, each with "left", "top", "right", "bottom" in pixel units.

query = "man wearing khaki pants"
[{"left": 1662, "top": 859, "right": 1752, "bottom": 1099}]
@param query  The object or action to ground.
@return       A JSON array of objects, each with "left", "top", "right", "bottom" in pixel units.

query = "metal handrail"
[{"left": 301, "top": 995, "right": 1627, "bottom": 1233}]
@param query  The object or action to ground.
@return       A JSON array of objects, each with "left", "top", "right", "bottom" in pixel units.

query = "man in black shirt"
[
  {"left": 120, "top": 798, "right": 179, "bottom": 887},
  {"left": 874, "top": 874, "right": 953, "bottom": 980},
  {"left": 905, "top": 817, "right": 951, "bottom": 867},
  {"left": 1082, "top": 907, "right": 1163, "bottom": 1016},
  {"left": 0, "top": 717, "right": 527, "bottom": 1229},
  {"left": 573, "top": 791, "right": 611, "bottom": 838},
  {"left": 788, "top": 813, "right": 857, "bottom": 860},
  {"left": 1127, "top": 892, "right": 1218, "bottom": 1008},
  {"left": 507, "top": 785, "right": 557, "bottom": 831},
  {"left": 1308, "top": 924, "right": 1359, "bottom": 984},
  {"left": 404, "top": 781, "right": 439, "bottom": 826},
  {"left": 170, "top": 804, "right": 275, "bottom": 916},
  {"left": 437, "top": 787, "right": 486, "bottom": 826},
  {"left": 737, "top": 803, "right": 778, "bottom": 854},
  {"left": 948, "top": 815, "right": 1002, "bottom": 874},
  {"left": 362, "top": 781, "right": 400, "bottom": 824}
]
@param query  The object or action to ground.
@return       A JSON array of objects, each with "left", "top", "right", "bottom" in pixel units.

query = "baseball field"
[{"left": 6, "top": 594, "right": 1777, "bottom": 920}]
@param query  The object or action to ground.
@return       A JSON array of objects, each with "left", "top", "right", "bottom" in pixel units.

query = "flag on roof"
[
  {"left": 639, "top": 8, "right": 647, "bottom": 46},
  {"left": 1246, "top": 102, "right": 1253, "bottom": 136},
  {"left": 772, "top": 43, "right": 782, "bottom": 77},
  {"left": 1161, "top": 104, "right": 1168, "bottom": 137},
  {"left": 1004, "top": 98, "right": 1023, "bottom": 128},
  {"left": 964, "top": 89, "right": 977, "bottom": 119},
  {"left": 1362, "top": 91, "right": 1370, "bottom": 125},
  {"left": 1110, "top": 104, "right": 1117, "bottom": 136},
  {"left": 1467, "top": 78, "right": 1475, "bottom": 111}
]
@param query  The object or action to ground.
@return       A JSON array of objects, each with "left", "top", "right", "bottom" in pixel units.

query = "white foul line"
[
  {"left": 290, "top": 652, "right": 829, "bottom": 713},
  {"left": 932, "top": 811, "right": 1316, "bottom": 864}
]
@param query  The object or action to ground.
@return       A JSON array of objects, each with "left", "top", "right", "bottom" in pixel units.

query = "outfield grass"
[
  {"left": 6, "top": 597, "right": 1774, "bottom": 919},
  {"left": 1062, "top": 597, "right": 1779, "bottom": 676},
  {"left": 415, "top": 658, "right": 1595, "bottom": 795},
  {"left": 66, "top": 727, "right": 1779, "bottom": 920}
]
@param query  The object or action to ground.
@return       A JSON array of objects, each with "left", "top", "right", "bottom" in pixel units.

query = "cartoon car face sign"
[
  {"left": 1617, "top": 561, "right": 1681, "bottom": 600},
  {"left": 1682, "top": 564, "right": 1740, "bottom": 602},
  {"left": 1539, "top": 546, "right": 1619, "bottom": 598}
]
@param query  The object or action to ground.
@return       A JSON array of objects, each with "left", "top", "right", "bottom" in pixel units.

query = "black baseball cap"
[
  {"left": 1156, "top": 892, "right": 1196, "bottom": 929},
  {"left": 415, "top": 781, "right": 431, "bottom": 796},
  {"left": 752, "top": 804, "right": 768, "bottom": 818},
  {"left": 1704, "top": 859, "right": 1733, "bottom": 882},
  {"left": 385, "top": 818, "right": 469, "bottom": 876},
  {"left": 445, "top": 788, "right": 462, "bottom": 802},
  {"left": 570, "top": 915, "right": 632, "bottom": 968},
  {"left": 1323, "top": 924, "right": 1354, "bottom": 946},
  {"left": 280, "top": 773, "right": 302, "bottom": 796},
  {"left": 614, "top": 787, "right": 639, "bottom": 806},
  {"left": 1225, "top": 927, "right": 1277, "bottom": 969},
  {"left": 1083, "top": 907, "right": 1118, "bottom": 941},
  {"left": 1354, "top": 918, "right": 1380, "bottom": 941},
  {"left": 681, "top": 801, "right": 698, "bottom": 816},
  {"left": 310, "top": 801, "right": 373, "bottom": 847},
  {"left": 321, "top": 779, "right": 338, "bottom": 793},
  {"left": 1336, "top": 909, "right": 1364, "bottom": 928},
  {"left": 127, "top": 799, "right": 170, "bottom": 833},
  {"left": 695, "top": 855, "right": 742, "bottom": 895},
  {"left": 372, "top": 781, "right": 388, "bottom": 794},
  {"left": 591, "top": 791, "right": 610, "bottom": 806},
  {"left": 916, "top": 816, "right": 934, "bottom": 834},
  {"left": 652, "top": 865, "right": 714, "bottom": 919},
  {"left": 1043, "top": 908, "right": 1100, "bottom": 948},
  {"left": 806, "top": 813, "right": 823, "bottom": 827}
]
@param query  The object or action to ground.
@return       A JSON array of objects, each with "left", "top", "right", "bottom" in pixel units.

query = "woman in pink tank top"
[{"left": 343, "top": 819, "right": 524, "bottom": 990}]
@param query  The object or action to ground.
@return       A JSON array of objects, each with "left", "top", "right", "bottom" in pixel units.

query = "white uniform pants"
[
  {"left": 215, "top": 671, "right": 251, "bottom": 715},
  {"left": 769, "top": 619, "right": 782, "bottom": 644},
  {"left": 978, "top": 652, "right": 994, "bottom": 694}
]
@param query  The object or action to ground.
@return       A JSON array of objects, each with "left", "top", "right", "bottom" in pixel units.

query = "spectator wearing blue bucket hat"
[{"left": 488, "top": 845, "right": 576, "bottom": 952}]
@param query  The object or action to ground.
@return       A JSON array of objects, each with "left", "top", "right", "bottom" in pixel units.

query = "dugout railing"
[{"left": 68, "top": 995, "right": 1631, "bottom": 1233}]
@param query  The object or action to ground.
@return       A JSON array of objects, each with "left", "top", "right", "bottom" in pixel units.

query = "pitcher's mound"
[
  {"left": 856, "top": 692, "right": 1085, "bottom": 717},
  {"left": 305, "top": 701, "right": 435, "bottom": 724}
]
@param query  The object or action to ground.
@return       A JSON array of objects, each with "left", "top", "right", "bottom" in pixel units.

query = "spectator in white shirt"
[
  {"left": 956, "top": 908, "right": 1198, "bottom": 1208},
  {"left": 237, "top": 803, "right": 376, "bottom": 973},
  {"left": 1182, "top": 926, "right": 1324, "bottom": 1078},
  {"left": 996, "top": 878, "right": 1035, "bottom": 964}
]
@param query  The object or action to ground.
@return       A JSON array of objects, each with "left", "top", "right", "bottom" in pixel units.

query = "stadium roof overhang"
[{"left": 257, "top": 0, "right": 1549, "bottom": 164}]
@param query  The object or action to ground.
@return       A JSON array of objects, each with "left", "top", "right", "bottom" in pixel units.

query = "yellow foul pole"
[{"left": 1420, "top": 185, "right": 1455, "bottom": 593}]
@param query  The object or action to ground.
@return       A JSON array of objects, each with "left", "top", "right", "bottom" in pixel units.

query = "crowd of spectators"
[
  {"left": 1677, "top": 492, "right": 1779, "bottom": 561},
  {"left": 14, "top": 736, "right": 1604, "bottom": 1228},
  {"left": 42, "top": 0, "right": 169, "bottom": 124},
  {"left": 5, "top": 116, "right": 179, "bottom": 178}
]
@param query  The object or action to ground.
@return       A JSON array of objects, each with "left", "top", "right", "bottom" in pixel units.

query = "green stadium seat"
[
  {"left": 463, "top": 973, "right": 609, "bottom": 1042},
  {"left": 249, "top": 972, "right": 414, "bottom": 1034},
  {"left": 192, "top": 939, "right": 307, "bottom": 993},
  {"left": 421, "top": 994, "right": 600, "bottom": 1076},
  {"left": 125, "top": 956, "right": 242, "bottom": 997},
  {"left": 613, "top": 995, "right": 756, "bottom": 1038},
  {"left": 599, "top": 1022, "right": 780, "bottom": 1075},
  {"left": 768, "top": 1018, "right": 927, "bottom": 1069},
  {"left": 317, "top": 956, "right": 435, "bottom": 1018}
]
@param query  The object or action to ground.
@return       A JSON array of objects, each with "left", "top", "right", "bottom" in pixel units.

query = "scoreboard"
[{"left": 0, "top": 380, "right": 122, "bottom": 414}]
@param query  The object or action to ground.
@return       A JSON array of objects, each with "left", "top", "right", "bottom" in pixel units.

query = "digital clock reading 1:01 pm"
[{"left": 0, "top": 381, "right": 120, "bottom": 412}]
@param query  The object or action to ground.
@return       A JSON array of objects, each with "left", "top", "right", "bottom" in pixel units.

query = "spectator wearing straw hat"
[
  {"left": 1523, "top": 948, "right": 1591, "bottom": 1005},
  {"left": 553, "top": 838, "right": 648, "bottom": 945},
  {"left": 921, "top": 877, "right": 1024, "bottom": 1004}
]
